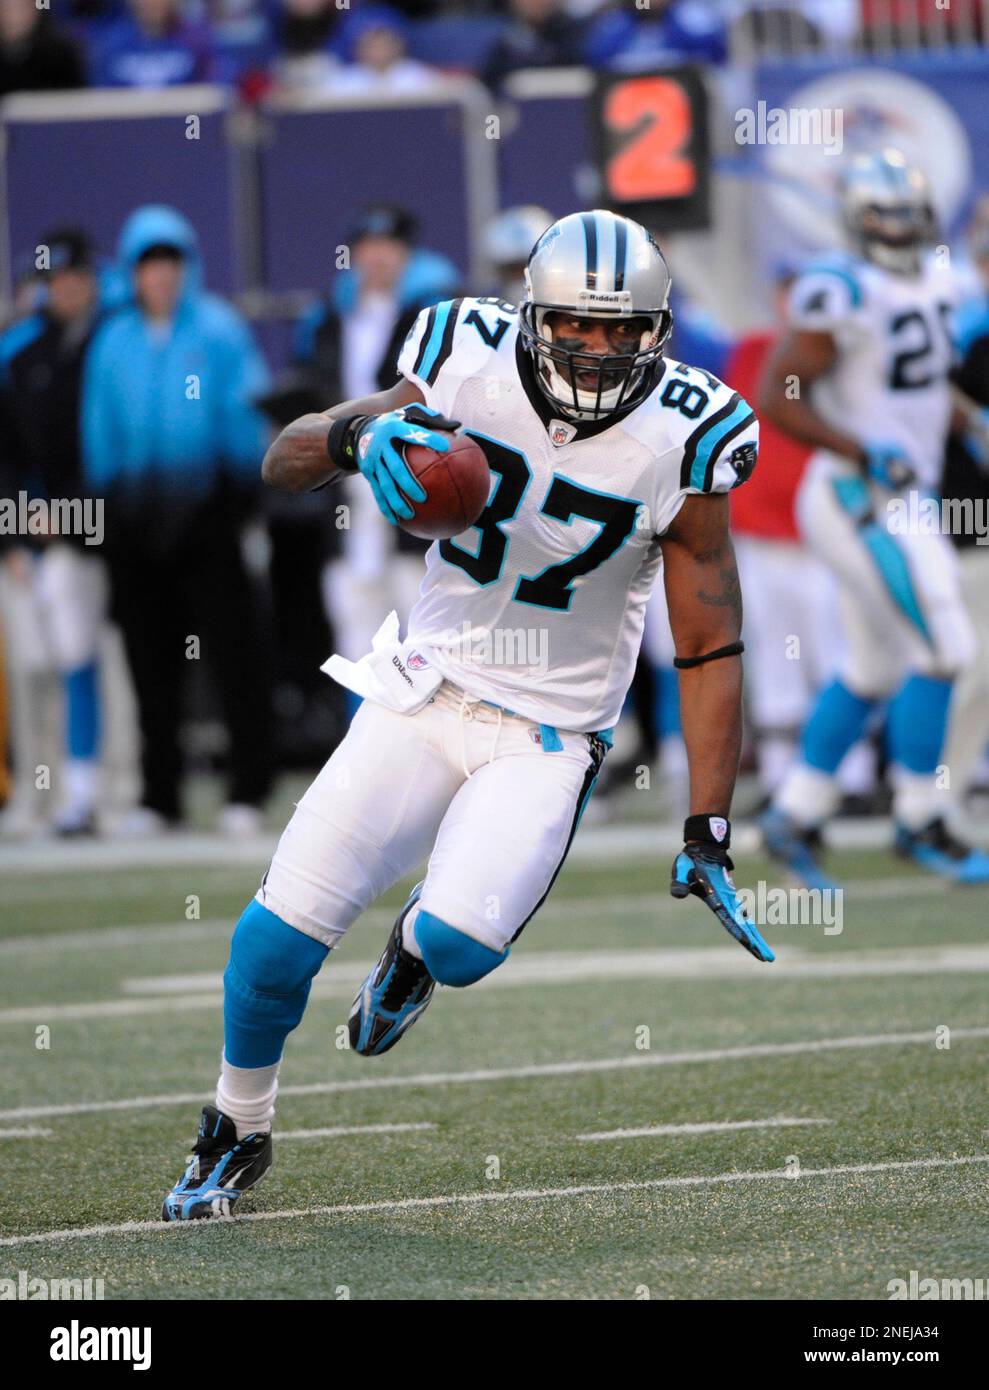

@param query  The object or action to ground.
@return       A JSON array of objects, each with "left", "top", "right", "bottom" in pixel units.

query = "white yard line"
[
  {"left": 2, "top": 1153, "right": 987, "bottom": 1249},
  {"left": 278, "top": 1122, "right": 435, "bottom": 1140},
  {"left": 5, "top": 940, "right": 989, "bottom": 1024},
  {"left": 2, "top": 1024, "right": 987, "bottom": 1123},
  {"left": 0, "top": 1127, "right": 52, "bottom": 1139},
  {"left": 577, "top": 1116, "right": 834, "bottom": 1141},
  {"left": 117, "top": 941, "right": 989, "bottom": 998},
  {"left": 0, "top": 920, "right": 238, "bottom": 956},
  {"left": 0, "top": 875, "right": 957, "bottom": 957}
]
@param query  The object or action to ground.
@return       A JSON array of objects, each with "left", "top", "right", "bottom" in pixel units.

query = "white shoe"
[
  {"left": 52, "top": 806, "right": 99, "bottom": 838},
  {"left": 113, "top": 806, "right": 173, "bottom": 839},
  {"left": 218, "top": 803, "right": 263, "bottom": 837}
]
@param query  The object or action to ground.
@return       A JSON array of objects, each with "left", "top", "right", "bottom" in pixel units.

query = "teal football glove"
[
  {"left": 862, "top": 442, "right": 916, "bottom": 492},
  {"left": 670, "top": 816, "right": 775, "bottom": 963},
  {"left": 355, "top": 405, "right": 461, "bottom": 525}
]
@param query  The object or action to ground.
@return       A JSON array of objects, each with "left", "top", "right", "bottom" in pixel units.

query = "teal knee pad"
[
  {"left": 224, "top": 900, "right": 328, "bottom": 1067},
  {"left": 414, "top": 911, "right": 507, "bottom": 987}
]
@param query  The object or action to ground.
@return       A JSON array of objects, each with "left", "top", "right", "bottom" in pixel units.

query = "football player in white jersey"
[
  {"left": 760, "top": 150, "right": 989, "bottom": 888},
  {"left": 162, "top": 209, "right": 772, "bottom": 1222}
]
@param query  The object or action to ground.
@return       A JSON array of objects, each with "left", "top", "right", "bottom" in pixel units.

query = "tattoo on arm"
[{"left": 697, "top": 563, "right": 741, "bottom": 613}]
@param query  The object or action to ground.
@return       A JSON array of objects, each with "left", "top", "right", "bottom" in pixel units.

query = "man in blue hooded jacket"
[
  {"left": 292, "top": 203, "right": 460, "bottom": 689},
  {"left": 82, "top": 205, "right": 274, "bottom": 834}
]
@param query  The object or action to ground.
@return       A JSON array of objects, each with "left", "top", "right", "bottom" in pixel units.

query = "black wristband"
[
  {"left": 683, "top": 814, "right": 731, "bottom": 849},
  {"left": 673, "top": 641, "right": 744, "bottom": 670},
  {"left": 327, "top": 413, "right": 372, "bottom": 471}
]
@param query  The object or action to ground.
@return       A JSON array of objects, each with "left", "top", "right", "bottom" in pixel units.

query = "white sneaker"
[
  {"left": 218, "top": 803, "right": 264, "bottom": 837},
  {"left": 52, "top": 806, "right": 99, "bottom": 838},
  {"left": 113, "top": 806, "right": 173, "bottom": 839}
]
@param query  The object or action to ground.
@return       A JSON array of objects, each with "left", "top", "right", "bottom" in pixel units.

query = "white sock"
[
  {"left": 216, "top": 1055, "right": 279, "bottom": 1138},
  {"left": 62, "top": 758, "right": 99, "bottom": 816},
  {"left": 401, "top": 903, "right": 423, "bottom": 959},
  {"left": 775, "top": 763, "right": 840, "bottom": 829},
  {"left": 891, "top": 766, "right": 947, "bottom": 831}
]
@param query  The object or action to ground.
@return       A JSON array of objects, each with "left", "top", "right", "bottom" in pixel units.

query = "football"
[{"left": 399, "top": 433, "right": 490, "bottom": 540}]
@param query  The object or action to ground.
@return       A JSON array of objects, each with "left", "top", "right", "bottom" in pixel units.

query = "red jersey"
[{"left": 725, "top": 332, "right": 810, "bottom": 541}]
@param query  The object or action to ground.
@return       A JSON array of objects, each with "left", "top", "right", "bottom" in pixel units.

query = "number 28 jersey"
[
  {"left": 397, "top": 296, "right": 758, "bottom": 733},
  {"left": 788, "top": 251, "right": 959, "bottom": 489}
]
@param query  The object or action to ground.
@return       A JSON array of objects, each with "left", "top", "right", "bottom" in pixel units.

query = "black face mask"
[{"left": 519, "top": 303, "right": 673, "bottom": 423}]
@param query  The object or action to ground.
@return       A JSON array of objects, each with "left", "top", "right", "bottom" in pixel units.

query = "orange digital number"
[{"left": 604, "top": 76, "right": 696, "bottom": 202}]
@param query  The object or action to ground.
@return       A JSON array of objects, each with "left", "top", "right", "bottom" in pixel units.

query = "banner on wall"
[{"left": 748, "top": 53, "right": 988, "bottom": 255}]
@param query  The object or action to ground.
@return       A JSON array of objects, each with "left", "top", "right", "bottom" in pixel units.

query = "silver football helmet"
[
  {"left": 839, "top": 149, "right": 935, "bottom": 276},
  {"left": 519, "top": 209, "right": 674, "bottom": 422}
]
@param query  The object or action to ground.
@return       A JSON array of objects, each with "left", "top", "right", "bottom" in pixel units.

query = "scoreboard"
[{"left": 592, "top": 66, "right": 711, "bottom": 233}]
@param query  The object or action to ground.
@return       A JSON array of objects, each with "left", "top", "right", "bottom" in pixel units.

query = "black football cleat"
[
  {"left": 161, "top": 1105, "right": 271, "bottom": 1222},
  {"left": 349, "top": 883, "right": 435, "bottom": 1056}
]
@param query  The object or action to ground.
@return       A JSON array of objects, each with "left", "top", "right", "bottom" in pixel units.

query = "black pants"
[{"left": 109, "top": 516, "right": 273, "bottom": 821}]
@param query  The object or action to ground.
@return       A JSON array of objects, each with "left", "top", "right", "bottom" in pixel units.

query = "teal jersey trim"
[
  {"left": 417, "top": 299, "right": 461, "bottom": 385},
  {"left": 685, "top": 398, "right": 755, "bottom": 492},
  {"left": 802, "top": 260, "right": 863, "bottom": 308}
]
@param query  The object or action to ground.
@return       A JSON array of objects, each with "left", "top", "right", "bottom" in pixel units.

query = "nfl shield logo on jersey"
[
  {"left": 407, "top": 651, "right": 429, "bottom": 671},
  {"left": 549, "top": 419, "right": 578, "bottom": 447}
]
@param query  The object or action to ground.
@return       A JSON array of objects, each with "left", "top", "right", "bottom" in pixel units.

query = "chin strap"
[{"left": 673, "top": 640, "right": 745, "bottom": 670}]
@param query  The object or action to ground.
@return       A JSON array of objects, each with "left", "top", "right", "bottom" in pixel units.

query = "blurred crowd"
[
  {"left": 1, "top": 0, "right": 988, "bottom": 838},
  {"left": 2, "top": 190, "right": 989, "bottom": 838},
  {"left": 4, "top": 0, "right": 970, "bottom": 103}
]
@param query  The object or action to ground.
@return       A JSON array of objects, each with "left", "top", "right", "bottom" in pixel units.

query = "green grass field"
[{"left": 2, "top": 830, "right": 988, "bottom": 1301}]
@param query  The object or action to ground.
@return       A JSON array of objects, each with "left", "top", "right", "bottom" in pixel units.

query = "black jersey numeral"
[
  {"left": 439, "top": 434, "right": 641, "bottom": 610},
  {"left": 464, "top": 308, "right": 511, "bottom": 350},
  {"left": 888, "top": 304, "right": 953, "bottom": 391},
  {"left": 439, "top": 434, "right": 531, "bottom": 586},
  {"left": 513, "top": 477, "right": 641, "bottom": 612}
]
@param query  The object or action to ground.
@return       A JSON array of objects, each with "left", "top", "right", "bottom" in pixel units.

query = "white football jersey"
[
  {"left": 397, "top": 296, "right": 758, "bottom": 733},
  {"left": 788, "top": 251, "right": 960, "bottom": 488}
]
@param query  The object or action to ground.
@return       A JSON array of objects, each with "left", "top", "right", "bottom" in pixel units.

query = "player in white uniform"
[
  {"left": 760, "top": 150, "right": 989, "bottom": 887},
  {"left": 162, "top": 209, "right": 773, "bottom": 1222}
]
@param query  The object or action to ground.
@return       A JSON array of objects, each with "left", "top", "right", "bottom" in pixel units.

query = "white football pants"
[
  {"left": 795, "top": 456, "right": 975, "bottom": 694},
  {"left": 258, "top": 682, "right": 606, "bottom": 954}
]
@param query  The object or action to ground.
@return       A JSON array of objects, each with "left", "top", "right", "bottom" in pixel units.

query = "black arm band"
[
  {"left": 673, "top": 640, "right": 744, "bottom": 670},
  {"left": 683, "top": 814, "right": 731, "bottom": 849},
  {"left": 326, "top": 413, "right": 372, "bottom": 472}
]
